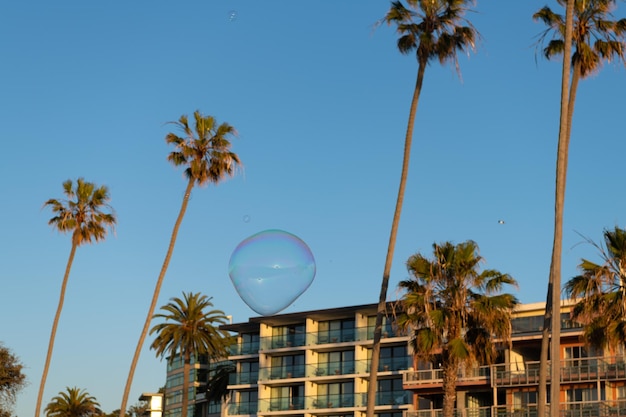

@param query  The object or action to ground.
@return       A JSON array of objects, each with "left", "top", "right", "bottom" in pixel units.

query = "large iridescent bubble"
[{"left": 229, "top": 229, "right": 316, "bottom": 316}]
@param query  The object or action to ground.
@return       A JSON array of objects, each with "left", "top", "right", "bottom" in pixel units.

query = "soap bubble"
[
  {"left": 229, "top": 229, "right": 316, "bottom": 316},
  {"left": 228, "top": 10, "right": 238, "bottom": 21},
  {"left": 243, "top": 215, "right": 251, "bottom": 223}
]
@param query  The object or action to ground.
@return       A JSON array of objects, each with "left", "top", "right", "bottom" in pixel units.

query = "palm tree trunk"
[
  {"left": 182, "top": 352, "right": 191, "bottom": 417},
  {"left": 538, "top": 283, "right": 552, "bottom": 417},
  {"left": 442, "top": 360, "right": 458, "bottom": 417},
  {"left": 366, "top": 60, "right": 426, "bottom": 417},
  {"left": 35, "top": 241, "right": 78, "bottom": 417},
  {"left": 549, "top": 1, "right": 575, "bottom": 416},
  {"left": 119, "top": 178, "right": 195, "bottom": 417}
]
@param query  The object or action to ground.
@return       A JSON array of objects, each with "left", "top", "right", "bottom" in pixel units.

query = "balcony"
[
  {"left": 228, "top": 402, "right": 258, "bottom": 415},
  {"left": 492, "top": 356, "right": 626, "bottom": 387},
  {"left": 260, "top": 397, "right": 305, "bottom": 412},
  {"left": 355, "top": 391, "right": 411, "bottom": 407},
  {"left": 230, "top": 341, "right": 261, "bottom": 356},
  {"left": 311, "top": 394, "right": 355, "bottom": 409},
  {"left": 408, "top": 406, "right": 492, "bottom": 417},
  {"left": 259, "top": 364, "right": 306, "bottom": 380},
  {"left": 403, "top": 366, "right": 490, "bottom": 389},
  {"left": 228, "top": 371, "right": 259, "bottom": 385},
  {"left": 260, "top": 335, "right": 307, "bottom": 350}
]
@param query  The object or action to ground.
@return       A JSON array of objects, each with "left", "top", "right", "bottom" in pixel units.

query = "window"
[
  {"left": 271, "top": 354, "right": 305, "bottom": 378},
  {"left": 377, "top": 378, "right": 406, "bottom": 405},
  {"left": 317, "top": 382, "right": 354, "bottom": 408},
  {"left": 318, "top": 350, "right": 354, "bottom": 375},
  {"left": 238, "top": 361, "right": 259, "bottom": 384},
  {"left": 368, "top": 316, "right": 395, "bottom": 338},
  {"left": 270, "top": 384, "right": 304, "bottom": 410},
  {"left": 240, "top": 333, "right": 260, "bottom": 354},
  {"left": 319, "top": 319, "right": 355, "bottom": 343},
  {"left": 512, "top": 391, "right": 537, "bottom": 408},
  {"left": 368, "top": 346, "right": 408, "bottom": 371},
  {"left": 272, "top": 324, "right": 306, "bottom": 347}
]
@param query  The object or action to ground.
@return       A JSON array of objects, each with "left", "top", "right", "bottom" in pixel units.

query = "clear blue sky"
[{"left": 1, "top": 1, "right": 625, "bottom": 415}]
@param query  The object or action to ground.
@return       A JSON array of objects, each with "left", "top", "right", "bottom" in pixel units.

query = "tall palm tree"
[
  {"left": 368, "top": 2, "right": 478, "bottom": 416},
  {"left": 533, "top": 2, "right": 626, "bottom": 414},
  {"left": 44, "top": 387, "right": 101, "bottom": 417},
  {"left": 149, "top": 292, "right": 233, "bottom": 417},
  {"left": 396, "top": 240, "right": 518, "bottom": 417},
  {"left": 36, "top": 179, "right": 116, "bottom": 417},
  {"left": 119, "top": 111, "right": 241, "bottom": 416},
  {"left": 565, "top": 227, "right": 626, "bottom": 348}
]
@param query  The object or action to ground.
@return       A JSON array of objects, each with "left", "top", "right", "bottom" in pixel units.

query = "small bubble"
[
  {"left": 243, "top": 215, "right": 251, "bottom": 223},
  {"left": 228, "top": 10, "right": 238, "bottom": 21}
]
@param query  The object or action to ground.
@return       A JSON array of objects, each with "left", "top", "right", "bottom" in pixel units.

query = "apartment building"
[
  {"left": 211, "top": 303, "right": 411, "bottom": 417},
  {"left": 189, "top": 301, "right": 626, "bottom": 417}
]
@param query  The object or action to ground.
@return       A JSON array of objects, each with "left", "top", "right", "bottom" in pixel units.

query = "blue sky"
[{"left": 1, "top": 0, "right": 625, "bottom": 415}]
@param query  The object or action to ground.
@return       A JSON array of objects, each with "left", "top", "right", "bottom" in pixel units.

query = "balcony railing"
[
  {"left": 405, "top": 356, "right": 626, "bottom": 388},
  {"left": 260, "top": 397, "right": 306, "bottom": 412},
  {"left": 408, "top": 401, "right": 626, "bottom": 417},
  {"left": 227, "top": 402, "right": 258, "bottom": 415},
  {"left": 403, "top": 366, "right": 489, "bottom": 387},
  {"left": 368, "top": 356, "right": 411, "bottom": 373},
  {"left": 258, "top": 364, "right": 306, "bottom": 380},
  {"left": 230, "top": 341, "right": 260, "bottom": 356},
  {"left": 256, "top": 326, "right": 402, "bottom": 350},
  {"left": 228, "top": 371, "right": 259, "bottom": 385}
]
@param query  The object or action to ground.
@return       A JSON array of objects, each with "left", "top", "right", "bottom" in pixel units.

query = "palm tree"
[
  {"left": 533, "top": 2, "right": 626, "bottom": 414},
  {"left": 396, "top": 240, "right": 518, "bottom": 417},
  {"left": 205, "top": 362, "right": 236, "bottom": 403},
  {"left": 368, "top": 2, "right": 478, "bottom": 416},
  {"left": 149, "top": 292, "right": 233, "bottom": 417},
  {"left": 36, "top": 179, "right": 116, "bottom": 417},
  {"left": 119, "top": 111, "right": 241, "bottom": 415},
  {"left": 44, "top": 387, "right": 101, "bottom": 417},
  {"left": 565, "top": 227, "right": 626, "bottom": 348}
]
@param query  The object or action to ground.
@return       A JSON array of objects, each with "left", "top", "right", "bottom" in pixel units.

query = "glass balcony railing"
[
  {"left": 311, "top": 394, "right": 355, "bottom": 409},
  {"left": 260, "top": 397, "right": 305, "bottom": 412},
  {"left": 260, "top": 335, "right": 307, "bottom": 350},
  {"left": 310, "top": 360, "right": 357, "bottom": 376},
  {"left": 228, "top": 371, "right": 259, "bottom": 385},
  {"left": 258, "top": 364, "right": 306, "bottom": 380},
  {"left": 355, "top": 391, "right": 410, "bottom": 407},
  {"left": 367, "top": 356, "right": 411, "bottom": 372},
  {"left": 227, "top": 402, "right": 258, "bottom": 415},
  {"left": 229, "top": 341, "right": 260, "bottom": 356}
]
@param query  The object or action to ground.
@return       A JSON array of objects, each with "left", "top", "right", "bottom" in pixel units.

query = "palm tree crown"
[
  {"left": 150, "top": 292, "right": 233, "bottom": 417},
  {"left": 534, "top": 0, "right": 626, "bottom": 78},
  {"left": 44, "top": 178, "right": 116, "bottom": 246},
  {"left": 166, "top": 110, "right": 241, "bottom": 187},
  {"left": 565, "top": 226, "right": 626, "bottom": 349},
  {"left": 384, "top": 0, "right": 477, "bottom": 69},
  {"left": 44, "top": 387, "right": 101, "bottom": 417},
  {"left": 396, "top": 240, "right": 518, "bottom": 417}
]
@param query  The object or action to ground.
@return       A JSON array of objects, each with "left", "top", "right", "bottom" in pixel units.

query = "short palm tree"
[
  {"left": 396, "top": 240, "right": 518, "bottom": 417},
  {"left": 44, "top": 387, "right": 101, "bottom": 417},
  {"left": 565, "top": 227, "right": 626, "bottom": 348},
  {"left": 36, "top": 179, "right": 116, "bottom": 417},
  {"left": 533, "top": 2, "right": 625, "bottom": 413},
  {"left": 119, "top": 111, "right": 241, "bottom": 415},
  {"left": 149, "top": 292, "right": 233, "bottom": 417},
  {"left": 205, "top": 362, "right": 236, "bottom": 404},
  {"left": 368, "top": 2, "right": 478, "bottom": 415}
]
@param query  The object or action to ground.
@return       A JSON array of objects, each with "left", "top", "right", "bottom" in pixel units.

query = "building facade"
[{"left": 188, "top": 301, "right": 626, "bottom": 417}]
